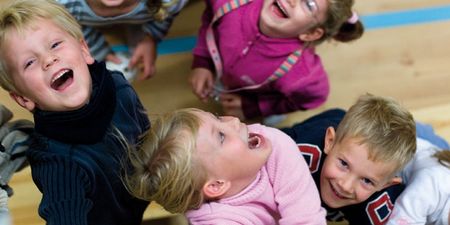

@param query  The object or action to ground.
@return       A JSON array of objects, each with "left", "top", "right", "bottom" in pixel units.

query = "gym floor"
[{"left": 3, "top": 0, "right": 450, "bottom": 224}]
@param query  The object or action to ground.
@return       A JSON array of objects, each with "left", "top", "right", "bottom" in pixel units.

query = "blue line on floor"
[
  {"left": 362, "top": 4, "right": 450, "bottom": 30},
  {"left": 111, "top": 4, "right": 450, "bottom": 55}
]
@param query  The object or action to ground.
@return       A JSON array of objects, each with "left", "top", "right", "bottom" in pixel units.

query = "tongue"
[
  {"left": 272, "top": 3, "right": 286, "bottom": 18},
  {"left": 248, "top": 133, "right": 261, "bottom": 149}
]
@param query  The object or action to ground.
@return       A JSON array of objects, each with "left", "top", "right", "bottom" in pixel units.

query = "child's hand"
[
  {"left": 220, "top": 93, "right": 245, "bottom": 121},
  {"left": 189, "top": 68, "right": 214, "bottom": 102},
  {"left": 129, "top": 35, "right": 156, "bottom": 80}
]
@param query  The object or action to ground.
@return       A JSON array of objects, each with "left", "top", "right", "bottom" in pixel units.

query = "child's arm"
[
  {"left": 191, "top": 0, "right": 215, "bottom": 71},
  {"left": 189, "top": 0, "right": 215, "bottom": 101},
  {"left": 268, "top": 127, "right": 326, "bottom": 225},
  {"left": 240, "top": 51, "right": 329, "bottom": 119},
  {"left": 81, "top": 25, "right": 112, "bottom": 61},
  {"left": 29, "top": 156, "right": 93, "bottom": 225}
]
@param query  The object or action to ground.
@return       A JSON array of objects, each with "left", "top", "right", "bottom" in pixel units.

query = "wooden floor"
[{"left": 3, "top": 0, "right": 450, "bottom": 224}]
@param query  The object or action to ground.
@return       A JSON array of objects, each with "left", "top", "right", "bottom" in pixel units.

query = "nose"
[
  {"left": 338, "top": 175, "right": 355, "bottom": 195},
  {"left": 43, "top": 54, "right": 58, "bottom": 70},
  {"left": 223, "top": 116, "right": 241, "bottom": 130}
]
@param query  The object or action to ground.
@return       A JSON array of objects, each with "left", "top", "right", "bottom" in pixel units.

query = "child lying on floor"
[{"left": 124, "top": 108, "right": 326, "bottom": 224}]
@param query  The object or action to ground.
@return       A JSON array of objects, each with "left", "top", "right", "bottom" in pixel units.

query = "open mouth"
[
  {"left": 51, "top": 69, "right": 74, "bottom": 91},
  {"left": 248, "top": 133, "right": 263, "bottom": 149},
  {"left": 272, "top": 0, "right": 288, "bottom": 18}
]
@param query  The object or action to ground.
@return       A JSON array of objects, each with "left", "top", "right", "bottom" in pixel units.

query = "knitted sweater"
[
  {"left": 192, "top": 0, "right": 329, "bottom": 118},
  {"left": 186, "top": 124, "right": 326, "bottom": 225},
  {"left": 58, "top": 0, "right": 188, "bottom": 60},
  {"left": 27, "top": 62, "right": 150, "bottom": 225}
]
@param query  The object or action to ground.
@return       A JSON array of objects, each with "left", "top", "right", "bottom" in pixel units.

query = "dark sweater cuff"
[{"left": 192, "top": 55, "right": 215, "bottom": 71}]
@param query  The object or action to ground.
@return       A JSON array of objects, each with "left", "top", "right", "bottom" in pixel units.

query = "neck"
[{"left": 221, "top": 173, "right": 259, "bottom": 199}]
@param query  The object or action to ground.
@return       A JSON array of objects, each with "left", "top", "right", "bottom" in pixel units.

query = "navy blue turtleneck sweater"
[{"left": 28, "top": 62, "right": 150, "bottom": 225}]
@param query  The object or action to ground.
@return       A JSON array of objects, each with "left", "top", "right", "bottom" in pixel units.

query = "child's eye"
[
  {"left": 51, "top": 41, "right": 62, "bottom": 49},
  {"left": 24, "top": 59, "right": 35, "bottom": 69},
  {"left": 361, "top": 178, "right": 374, "bottom": 187},
  {"left": 338, "top": 159, "right": 348, "bottom": 168},
  {"left": 303, "top": 0, "right": 318, "bottom": 13}
]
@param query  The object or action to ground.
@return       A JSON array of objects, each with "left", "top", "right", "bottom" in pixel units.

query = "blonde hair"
[
  {"left": 309, "top": 0, "right": 364, "bottom": 46},
  {"left": 335, "top": 94, "right": 416, "bottom": 173},
  {"left": 0, "top": 0, "right": 83, "bottom": 93},
  {"left": 123, "top": 108, "right": 207, "bottom": 213}
]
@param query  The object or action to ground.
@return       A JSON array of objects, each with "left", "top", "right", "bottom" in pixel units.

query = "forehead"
[{"left": 194, "top": 111, "right": 216, "bottom": 147}]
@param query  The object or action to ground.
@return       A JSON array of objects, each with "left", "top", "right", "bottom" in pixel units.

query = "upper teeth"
[
  {"left": 52, "top": 69, "right": 68, "bottom": 83},
  {"left": 276, "top": 0, "right": 288, "bottom": 16}
]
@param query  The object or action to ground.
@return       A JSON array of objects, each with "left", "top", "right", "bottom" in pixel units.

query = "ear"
[
  {"left": 381, "top": 176, "right": 402, "bottom": 189},
  {"left": 202, "top": 179, "right": 231, "bottom": 199},
  {"left": 79, "top": 39, "right": 95, "bottom": 65},
  {"left": 10, "top": 92, "right": 36, "bottom": 111},
  {"left": 299, "top": 27, "right": 324, "bottom": 42},
  {"left": 323, "top": 127, "right": 336, "bottom": 154}
]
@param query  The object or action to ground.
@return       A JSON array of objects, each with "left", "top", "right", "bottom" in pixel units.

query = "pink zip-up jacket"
[
  {"left": 186, "top": 124, "right": 327, "bottom": 225},
  {"left": 192, "top": 0, "right": 329, "bottom": 119}
]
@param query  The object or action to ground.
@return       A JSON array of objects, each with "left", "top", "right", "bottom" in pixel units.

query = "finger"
[
  {"left": 129, "top": 52, "right": 140, "bottom": 68},
  {"left": 106, "top": 54, "right": 121, "bottom": 64}
]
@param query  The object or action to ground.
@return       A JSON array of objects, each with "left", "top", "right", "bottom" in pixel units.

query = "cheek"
[
  {"left": 321, "top": 161, "right": 338, "bottom": 179},
  {"left": 354, "top": 188, "right": 374, "bottom": 203}
]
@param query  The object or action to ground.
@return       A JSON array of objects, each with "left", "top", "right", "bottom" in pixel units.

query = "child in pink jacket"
[
  {"left": 189, "top": 0, "right": 364, "bottom": 121},
  {"left": 124, "top": 108, "right": 326, "bottom": 224}
]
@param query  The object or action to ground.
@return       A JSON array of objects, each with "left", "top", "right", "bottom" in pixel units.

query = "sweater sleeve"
[
  {"left": 142, "top": 0, "right": 188, "bottom": 41},
  {"left": 267, "top": 127, "right": 327, "bottom": 225},
  {"left": 0, "top": 189, "right": 11, "bottom": 225},
  {"left": 242, "top": 49, "right": 329, "bottom": 118},
  {"left": 82, "top": 25, "right": 111, "bottom": 61},
  {"left": 191, "top": 0, "right": 214, "bottom": 68},
  {"left": 31, "top": 155, "right": 93, "bottom": 225}
]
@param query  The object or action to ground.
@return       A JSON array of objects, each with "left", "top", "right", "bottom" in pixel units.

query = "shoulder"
[{"left": 281, "top": 109, "right": 344, "bottom": 144}]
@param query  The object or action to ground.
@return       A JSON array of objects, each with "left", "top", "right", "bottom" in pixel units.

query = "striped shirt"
[{"left": 57, "top": 0, "right": 188, "bottom": 60}]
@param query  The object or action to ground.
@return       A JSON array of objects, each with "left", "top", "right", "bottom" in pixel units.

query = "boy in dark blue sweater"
[
  {"left": 282, "top": 94, "right": 448, "bottom": 225},
  {"left": 0, "top": 1, "right": 150, "bottom": 224}
]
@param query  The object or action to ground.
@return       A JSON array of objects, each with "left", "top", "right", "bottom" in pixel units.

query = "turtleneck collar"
[{"left": 33, "top": 61, "right": 116, "bottom": 144}]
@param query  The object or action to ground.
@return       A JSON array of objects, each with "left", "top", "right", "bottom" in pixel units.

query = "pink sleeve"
[
  {"left": 192, "top": 0, "right": 214, "bottom": 65},
  {"left": 265, "top": 126, "right": 326, "bottom": 225},
  {"left": 249, "top": 49, "right": 329, "bottom": 117}
]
